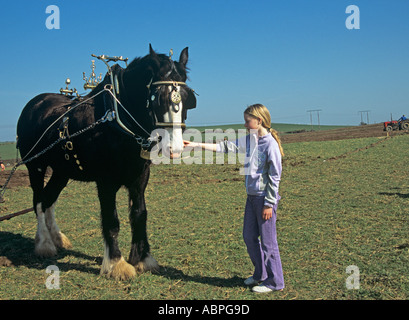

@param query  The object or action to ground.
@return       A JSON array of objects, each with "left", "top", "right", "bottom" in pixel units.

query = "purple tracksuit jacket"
[{"left": 216, "top": 132, "right": 282, "bottom": 207}]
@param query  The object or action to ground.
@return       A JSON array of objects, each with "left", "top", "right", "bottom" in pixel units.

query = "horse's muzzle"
[{"left": 169, "top": 152, "right": 181, "bottom": 159}]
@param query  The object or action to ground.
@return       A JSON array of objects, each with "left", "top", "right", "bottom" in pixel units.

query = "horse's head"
[
  {"left": 146, "top": 45, "right": 196, "bottom": 159},
  {"left": 121, "top": 45, "right": 196, "bottom": 159}
]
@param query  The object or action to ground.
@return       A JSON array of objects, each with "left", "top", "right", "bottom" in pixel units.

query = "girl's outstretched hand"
[{"left": 183, "top": 140, "right": 194, "bottom": 147}]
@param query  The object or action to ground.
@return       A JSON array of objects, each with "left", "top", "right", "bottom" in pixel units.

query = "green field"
[
  {"left": 0, "top": 142, "right": 18, "bottom": 162},
  {"left": 1, "top": 132, "right": 408, "bottom": 300}
]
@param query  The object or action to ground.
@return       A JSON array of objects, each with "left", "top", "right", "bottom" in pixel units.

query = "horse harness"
[
  {"left": 1, "top": 53, "right": 196, "bottom": 203},
  {"left": 58, "top": 112, "right": 84, "bottom": 171},
  {"left": 55, "top": 60, "right": 196, "bottom": 165}
]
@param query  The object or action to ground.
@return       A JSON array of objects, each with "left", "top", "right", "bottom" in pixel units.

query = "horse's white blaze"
[
  {"left": 35, "top": 202, "right": 57, "bottom": 256},
  {"left": 161, "top": 85, "right": 184, "bottom": 158}
]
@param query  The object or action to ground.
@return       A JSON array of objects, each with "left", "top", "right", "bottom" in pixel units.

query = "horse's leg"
[
  {"left": 41, "top": 171, "right": 72, "bottom": 250},
  {"left": 97, "top": 181, "right": 136, "bottom": 280},
  {"left": 27, "top": 165, "right": 56, "bottom": 257},
  {"left": 128, "top": 165, "right": 159, "bottom": 273}
]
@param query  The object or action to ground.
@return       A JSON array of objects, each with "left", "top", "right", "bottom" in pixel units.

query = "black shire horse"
[{"left": 16, "top": 45, "right": 196, "bottom": 280}]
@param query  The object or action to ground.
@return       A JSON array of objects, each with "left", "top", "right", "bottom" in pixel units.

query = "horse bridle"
[
  {"left": 106, "top": 74, "right": 195, "bottom": 139},
  {"left": 136, "top": 80, "right": 195, "bottom": 160},
  {"left": 93, "top": 53, "right": 196, "bottom": 144},
  {"left": 147, "top": 80, "right": 196, "bottom": 130},
  {"left": 97, "top": 55, "right": 196, "bottom": 162}
]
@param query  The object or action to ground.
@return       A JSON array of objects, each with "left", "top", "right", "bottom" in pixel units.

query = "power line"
[
  {"left": 307, "top": 109, "right": 322, "bottom": 130},
  {"left": 358, "top": 110, "right": 370, "bottom": 124}
]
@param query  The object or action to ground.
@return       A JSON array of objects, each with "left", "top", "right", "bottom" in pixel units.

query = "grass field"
[
  {"left": 0, "top": 130, "right": 408, "bottom": 300},
  {"left": 0, "top": 142, "right": 18, "bottom": 161}
]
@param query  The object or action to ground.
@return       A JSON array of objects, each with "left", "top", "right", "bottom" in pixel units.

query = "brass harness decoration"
[
  {"left": 58, "top": 113, "right": 84, "bottom": 171},
  {"left": 83, "top": 60, "right": 102, "bottom": 90},
  {"left": 60, "top": 78, "right": 79, "bottom": 97}
]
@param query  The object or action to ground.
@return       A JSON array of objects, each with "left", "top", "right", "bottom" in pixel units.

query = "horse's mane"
[
  {"left": 126, "top": 57, "right": 144, "bottom": 70},
  {"left": 127, "top": 52, "right": 189, "bottom": 78},
  {"left": 126, "top": 53, "right": 167, "bottom": 71}
]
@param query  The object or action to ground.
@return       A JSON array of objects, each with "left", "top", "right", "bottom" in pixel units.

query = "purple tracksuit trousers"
[{"left": 243, "top": 195, "right": 284, "bottom": 290}]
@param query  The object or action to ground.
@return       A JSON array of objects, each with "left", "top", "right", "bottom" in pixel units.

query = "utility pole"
[
  {"left": 358, "top": 110, "right": 370, "bottom": 125},
  {"left": 307, "top": 109, "right": 322, "bottom": 130}
]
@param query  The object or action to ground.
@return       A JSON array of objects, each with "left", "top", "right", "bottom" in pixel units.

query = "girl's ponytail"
[{"left": 269, "top": 128, "right": 284, "bottom": 158}]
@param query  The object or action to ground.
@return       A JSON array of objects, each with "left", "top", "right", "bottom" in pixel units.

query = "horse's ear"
[
  {"left": 146, "top": 44, "right": 160, "bottom": 82},
  {"left": 179, "top": 47, "right": 189, "bottom": 67},
  {"left": 149, "top": 44, "right": 157, "bottom": 58}
]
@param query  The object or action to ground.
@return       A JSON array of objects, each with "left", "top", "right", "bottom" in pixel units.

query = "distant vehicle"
[{"left": 383, "top": 119, "right": 409, "bottom": 131}]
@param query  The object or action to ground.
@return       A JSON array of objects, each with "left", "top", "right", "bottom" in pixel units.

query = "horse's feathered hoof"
[
  {"left": 53, "top": 232, "right": 72, "bottom": 250},
  {"left": 135, "top": 254, "right": 159, "bottom": 273},
  {"left": 35, "top": 235, "right": 57, "bottom": 257},
  {"left": 102, "top": 257, "right": 136, "bottom": 281}
]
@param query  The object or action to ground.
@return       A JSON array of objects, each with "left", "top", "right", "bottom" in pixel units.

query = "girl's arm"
[
  {"left": 184, "top": 135, "right": 246, "bottom": 154},
  {"left": 183, "top": 140, "right": 218, "bottom": 152},
  {"left": 264, "top": 141, "right": 282, "bottom": 209}
]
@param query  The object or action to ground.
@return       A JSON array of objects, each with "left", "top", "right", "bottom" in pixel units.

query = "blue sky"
[{"left": 1, "top": 0, "right": 408, "bottom": 141}]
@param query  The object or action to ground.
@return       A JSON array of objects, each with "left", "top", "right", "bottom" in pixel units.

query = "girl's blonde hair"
[{"left": 244, "top": 104, "right": 284, "bottom": 157}]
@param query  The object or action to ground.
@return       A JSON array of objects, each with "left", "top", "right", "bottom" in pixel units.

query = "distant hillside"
[{"left": 187, "top": 123, "right": 349, "bottom": 134}]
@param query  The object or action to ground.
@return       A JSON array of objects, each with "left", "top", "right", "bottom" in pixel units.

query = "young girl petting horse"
[{"left": 184, "top": 104, "right": 285, "bottom": 293}]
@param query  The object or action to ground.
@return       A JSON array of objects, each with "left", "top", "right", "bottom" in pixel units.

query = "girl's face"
[{"left": 244, "top": 114, "right": 260, "bottom": 131}]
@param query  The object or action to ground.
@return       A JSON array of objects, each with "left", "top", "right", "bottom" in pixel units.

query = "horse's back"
[{"left": 17, "top": 93, "right": 73, "bottom": 156}]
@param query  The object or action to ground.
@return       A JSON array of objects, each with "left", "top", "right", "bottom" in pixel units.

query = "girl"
[{"left": 183, "top": 104, "right": 285, "bottom": 293}]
